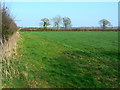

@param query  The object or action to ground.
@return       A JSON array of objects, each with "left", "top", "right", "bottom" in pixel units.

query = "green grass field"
[{"left": 2, "top": 31, "right": 118, "bottom": 88}]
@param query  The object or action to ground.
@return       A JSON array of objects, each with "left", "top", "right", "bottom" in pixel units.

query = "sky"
[
  {"left": 5, "top": 2, "right": 118, "bottom": 27},
  {"left": 4, "top": 0, "right": 120, "bottom": 2}
]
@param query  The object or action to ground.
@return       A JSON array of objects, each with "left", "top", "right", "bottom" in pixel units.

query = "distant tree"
[
  {"left": 52, "top": 15, "right": 62, "bottom": 30},
  {"left": 41, "top": 18, "right": 50, "bottom": 29},
  {"left": 99, "top": 19, "right": 112, "bottom": 29},
  {"left": 63, "top": 17, "right": 71, "bottom": 29}
]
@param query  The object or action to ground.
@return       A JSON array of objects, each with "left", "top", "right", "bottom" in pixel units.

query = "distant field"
[{"left": 2, "top": 31, "right": 118, "bottom": 88}]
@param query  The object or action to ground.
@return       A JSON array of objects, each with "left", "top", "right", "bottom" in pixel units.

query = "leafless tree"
[
  {"left": 52, "top": 15, "right": 62, "bottom": 30},
  {"left": 63, "top": 17, "right": 71, "bottom": 29},
  {"left": 41, "top": 18, "right": 50, "bottom": 29},
  {"left": 99, "top": 19, "right": 112, "bottom": 29}
]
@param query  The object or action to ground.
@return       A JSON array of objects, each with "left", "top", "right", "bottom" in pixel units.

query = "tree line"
[
  {"left": 40, "top": 15, "right": 72, "bottom": 30},
  {"left": 40, "top": 15, "right": 112, "bottom": 30}
]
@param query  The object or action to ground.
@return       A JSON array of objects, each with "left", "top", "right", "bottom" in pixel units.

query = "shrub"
[{"left": 2, "top": 3, "right": 17, "bottom": 43}]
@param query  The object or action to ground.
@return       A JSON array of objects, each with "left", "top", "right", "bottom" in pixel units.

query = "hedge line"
[
  {"left": 20, "top": 28, "right": 119, "bottom": 32},
  {"left": 2, "top": 4, "right": 17, "bottom": 43}
]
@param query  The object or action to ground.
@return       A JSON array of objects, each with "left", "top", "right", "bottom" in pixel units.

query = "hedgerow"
[{"left": 2, "top": 3, "right": 17, "bottom": 43}]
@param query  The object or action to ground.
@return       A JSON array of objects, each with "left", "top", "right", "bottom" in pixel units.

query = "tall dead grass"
[{"left": 1, "top": 3, "right": 20, "bottom": 84}]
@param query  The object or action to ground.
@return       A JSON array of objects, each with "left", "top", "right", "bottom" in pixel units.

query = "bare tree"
[
  {"left": 41, "top": 18, "right": 50, "bottom": 29},
  {"left": 63, "top": 17, "right": 71, "bottom": 29},
  {"left": 99, "top": 19, "right": 112, "bottom": 29},
  {"left": 52, "top": 15, "right": 62, "bottom": 30}
]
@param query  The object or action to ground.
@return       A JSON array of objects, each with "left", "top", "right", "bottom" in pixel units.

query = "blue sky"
[{"left": 6, "top": 2, "right": 118, "bottom": 27}]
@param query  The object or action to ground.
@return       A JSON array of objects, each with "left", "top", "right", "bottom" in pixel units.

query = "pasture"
[{"left": 2, "top": 31, "right": 118, "bottom": 88}]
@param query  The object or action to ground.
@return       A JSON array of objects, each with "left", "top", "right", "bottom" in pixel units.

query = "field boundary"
[
  {"left": 1, "top": 32, "right": 19, "bottom": 57},
  {"left": 20, "top": 29, "right": 119, "bottom": 32}
]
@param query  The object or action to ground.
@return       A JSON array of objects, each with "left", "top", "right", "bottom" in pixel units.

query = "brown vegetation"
[
  {"left": 2, "top": 4, "right": 17, "bottom": 43},
  {"left": 20, "top": 27, "right": 119, "bottom": 32}
]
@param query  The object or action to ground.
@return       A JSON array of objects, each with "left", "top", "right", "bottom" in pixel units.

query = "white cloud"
[{"left": 3, "top": 0, "right": 120, "bottom": 2}]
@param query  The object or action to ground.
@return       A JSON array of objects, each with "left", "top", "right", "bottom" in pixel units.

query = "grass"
[{"left": 2, "top": 31, "right": 119, "bottom": 88}]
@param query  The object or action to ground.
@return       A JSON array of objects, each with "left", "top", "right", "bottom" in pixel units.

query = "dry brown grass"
[{"left": 2, "top": 32, "right": 20, "bottom": 80}]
